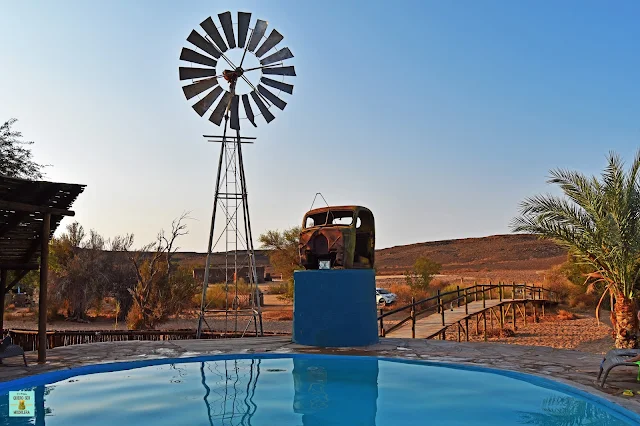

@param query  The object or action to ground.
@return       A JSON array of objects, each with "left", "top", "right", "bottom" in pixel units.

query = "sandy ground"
[{"left": 443, "top": 312, "right": 615, "bottom": 354}]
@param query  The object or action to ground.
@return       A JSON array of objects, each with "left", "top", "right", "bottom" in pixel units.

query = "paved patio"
[{"left": 1, "top": 337, "right": 640, "bottom": 415}]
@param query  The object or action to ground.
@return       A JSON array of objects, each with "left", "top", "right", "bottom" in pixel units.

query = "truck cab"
[{"left": 299, "top": 205, "right": 375, "bottom": 270}]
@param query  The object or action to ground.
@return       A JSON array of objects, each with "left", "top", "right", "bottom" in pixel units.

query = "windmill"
[{"left": 179, "top": 11, "right": 296, "bottom": 338}]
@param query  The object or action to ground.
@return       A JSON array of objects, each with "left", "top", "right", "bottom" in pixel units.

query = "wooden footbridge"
[{"left": 378, "top": 283, "right": 557, "bottom": 341}]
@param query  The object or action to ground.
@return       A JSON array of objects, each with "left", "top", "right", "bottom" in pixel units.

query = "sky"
[{"left": 1, "top": 1, "right": 639, "bottom": 252}]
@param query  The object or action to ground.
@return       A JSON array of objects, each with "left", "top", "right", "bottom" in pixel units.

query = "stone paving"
[{"left": 1, "top": 337, "right": 640, "bottom": 415}]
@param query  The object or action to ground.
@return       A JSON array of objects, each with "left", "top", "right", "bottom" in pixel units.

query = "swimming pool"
[{"left": 0, "top": 354, "right": 638, "bottom": 425}]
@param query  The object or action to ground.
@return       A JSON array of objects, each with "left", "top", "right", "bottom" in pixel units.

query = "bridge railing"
[{"left": 377, "top": 282, "right": 557, "bottom": 338}]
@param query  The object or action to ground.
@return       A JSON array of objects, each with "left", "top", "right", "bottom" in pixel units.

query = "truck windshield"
[{"left": 305, "top": 210, "right": 355, "bottom": 228}]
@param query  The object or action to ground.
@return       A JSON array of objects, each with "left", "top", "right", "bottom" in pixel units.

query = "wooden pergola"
[{"left": 0, "top": 175, "right": 85, "bottom": 363}]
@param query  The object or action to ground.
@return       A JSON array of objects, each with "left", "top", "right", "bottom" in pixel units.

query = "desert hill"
[
  {"left": 174, "top": 234, "right": 567, "bottom": 283},
  {"left": 375, "top": 234, "right": 567, "bottom": 282}
]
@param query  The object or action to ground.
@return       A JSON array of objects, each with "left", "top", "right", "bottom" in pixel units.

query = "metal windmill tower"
[{"left": 178, "top": 11, "right": 296, "bottom": 337}]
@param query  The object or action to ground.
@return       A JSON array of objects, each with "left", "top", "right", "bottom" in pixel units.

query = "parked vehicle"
[
  {"left": 299, "top": 205, "right": 375, "bottom": 270},
  {"left": 376, "top": 288, "right": 396, "bottom": 306}
]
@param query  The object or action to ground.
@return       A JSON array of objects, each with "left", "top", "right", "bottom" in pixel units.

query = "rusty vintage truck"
[{"left": 299, "top": 205, "right": 375, "bottom": 270}]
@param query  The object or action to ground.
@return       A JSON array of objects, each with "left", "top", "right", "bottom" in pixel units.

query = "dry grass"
[
  {"left": 557, "top": 309, "right": 578, "bottom": 321},
  {"left": 262, "top": 311, "right": 293, "bottom": 321}
]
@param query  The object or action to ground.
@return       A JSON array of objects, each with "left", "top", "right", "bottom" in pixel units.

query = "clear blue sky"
[{"left": 1, "top": 1, "right": 638, "bottom": 251}]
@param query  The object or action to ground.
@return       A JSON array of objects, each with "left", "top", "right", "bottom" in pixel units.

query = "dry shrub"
[
  {"left": 429, "top": 279, "right": 450, "bottom": 292},
  {"left": 191, "top": 284, "right": 252, "bottom": 310},
  {"left": 388, "top": 283, "right": 431, "bottom": 307},
  {"left": 47, "top": 300, "right": 65, "bottom": 321},
  {"left": 3, "top": 312, "right": 23, "bottom": 321},
  {"left": 486, "top": 327, "right": 516, "bottom": 338},
  {"left": 262, "top": 310, "right": 293, "bottom": 321},
  {"left": 568, "top": 293, "right": 597, "bottom": 310},
  {"left": 268, "top": 282, "right": 290, "bottom": 295},
  {"left": 557, "top": 309, "right": 578, "bottom": 321},
  {"left": 126, "top": 303, "right": 145, "bottom": 330}
]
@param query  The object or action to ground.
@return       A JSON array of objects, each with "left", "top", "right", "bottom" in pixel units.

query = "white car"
[{"left": 376, "top": 288, "right": 397, "bottom": 306}]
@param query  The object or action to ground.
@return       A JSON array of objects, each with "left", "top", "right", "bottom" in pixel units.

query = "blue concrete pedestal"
[{"left": 293, "top": 269, "right": 379, "bottom": 347}]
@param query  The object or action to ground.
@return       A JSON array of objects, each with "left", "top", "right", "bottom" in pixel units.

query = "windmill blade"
[
  {"left": 200, "top": 17, "right": 228, "bottom": 52},
  {"left": 237, "top": 12, "right": 251, "bottom": 48},
  {"left": 250, "top": 90, "right": 275, "bottom": 123},
  {"left": 262, "top": 66, "right": 296, "bottom": 76},
  {"left": 209, "top": 91, "right": 233, "bottom": 125},
  {"left": 192, "top": 86, "right": 223, "bottom": 116},
  {"left": 187, "top": 30, "right": 221, "bottom": 59},
  {"left": 260, "top": 48, "right": 294, "bottom": 66},
  {"left": 242, "top": 94, "right": 257, "bottom": 127},
  {"left": 218, "top": 12, "right": 236, "bottom": 49},
  {"left": 179, "top": 67, "right": 217, "bottom": 80},
  {"left": 260, "top": 77, "right": 293, "bottom": 94},
  {"left": 247, "top": 19, "right": 267, "bottom": 52},
  {"left": 182, "top": 77, "right": 219, "bottom": 100},
  {"left": 255, "top": 29, "right": 284, "bottom": 58},
  {"left": 180, "top": 48, "right": 217, "bottom": 68},
  {"left": 230, "top": 95, "right": 240, "bottom": 130},
  {"left": 258, "top": 85, "right": 287, "bottom": 110}
]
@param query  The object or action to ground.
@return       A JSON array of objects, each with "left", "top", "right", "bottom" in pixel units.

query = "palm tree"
[{"left": 512, "top": 151, "right": 640, "bottom": 349}]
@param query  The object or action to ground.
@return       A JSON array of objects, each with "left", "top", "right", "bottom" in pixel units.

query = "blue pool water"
[{"left": 0, "top": 354, "right": 638, "bottom": 425}]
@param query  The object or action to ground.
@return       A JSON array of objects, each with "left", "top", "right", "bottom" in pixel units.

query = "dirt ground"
[{"left": 442, "top": 309, "right": 615, "bottom": 354}]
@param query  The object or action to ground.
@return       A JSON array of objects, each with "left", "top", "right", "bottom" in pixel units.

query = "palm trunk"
[{"left": 613, "top": 296, "right": 638, "bottom": 349}]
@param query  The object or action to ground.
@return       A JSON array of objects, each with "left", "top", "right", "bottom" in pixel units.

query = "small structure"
[
  {"left": 0, "top": 175, "right": 84, "bottom": 362},
  {"left": 299, "top": 205, "right": 375, "bottom": 270},
  {"left": 293, "top": 205, "right": 378, "bottom": 347}
]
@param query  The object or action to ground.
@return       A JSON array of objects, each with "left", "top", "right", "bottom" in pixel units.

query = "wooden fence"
[
  {"left": 378, "top": 282, "right": 558, "bottom": 338},
  {"left": 5, "top": 329, "right": 289, "bottom": 352}
]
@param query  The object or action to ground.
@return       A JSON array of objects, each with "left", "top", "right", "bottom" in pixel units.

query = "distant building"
[{"left": 192, "top": 266, "right": 266, "bottom": 284}]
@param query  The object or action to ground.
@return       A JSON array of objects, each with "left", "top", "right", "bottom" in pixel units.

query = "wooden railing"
[
  {"left": 5, "top": 329, "right": 289, "bottom": 352},
  {"left": 377, "top": 282, "right": 557, "bottom": 338}
]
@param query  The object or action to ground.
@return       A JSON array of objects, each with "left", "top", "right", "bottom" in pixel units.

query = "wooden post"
[
  {"left": 473, "top": 282, "right": 478, "bottom": 302},
  {"left": 499, "top": 305, "right": 504, "bottom": 328},
  {"left": 465, "top": 318, "right": 469, "bottom": 341},
  {"left": 488, "top": 281, "right": 492, "bottom": 299},
  {"left": 379, "top": 309, "right": 385, "bottom": 337},
  {"left": 457, "top": 322, "right": 461, "bottom": 342},
  {"left": 456, "top": 285, "right": 461, "bottom": 308},
  {"left": 437, "top": 290, "right": 441, "bottom": 314},
  {"left": 440, "top": 297, "right": 445, "bottom": 327},
  {"left": 410, "top": 297, "right": 416, "bottom": 339},
  {"left": 512, "top": 282, "right": 516, "bottom": 300},
  {"left": 464, "top": 288, "right": 468, "bottom": 314},
  {"left": 523, "top": 302, "right": 527, "bottom": 326},
  {"left": 38, "top": 213, "right": 51, "bottom": 364},
  {"left": 499, "top": 282, "right": 503, "bottom": 301},
  {"left": 490, "top": 307, "right": 494, "bottom": 330},
  {"left": 482, "top": 285, "right": 486, "bottom": 308},
  {"left": 533, "top": 303, "right": 537, "bottom": 323},
  {"left": 475, "top": 315, "right": 479, "bottom": 335},
  {"left": 512, "top": 303, "right": 516, "bottom": 330},
  {"left": 0, "top": 269, "right": 6, "bottom": 333},
  {"left": 483, "top": 311, "right": 487, "bottom": 341}
]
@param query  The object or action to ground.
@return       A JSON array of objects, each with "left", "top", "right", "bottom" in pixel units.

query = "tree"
[
  {"left": 259, "top": 227, "right": 301, "bottom": 299},
  {"left": 128, "top": 213, "right": 198, "bottom": 329},
  {"left": 405, "top": 256, "right": 441, "bottom": 291},
  {"left": 512, "top": 151, "right": 640, "bottom": 348},
  {"left": 0, "top": 118, "right": 45, "bottom": 179},
  {"left": 49, "top": 223, "right": 107, "bottom": 320},
  {"left": 49, "top": 222, "right": 136, "bottom": 321}
]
